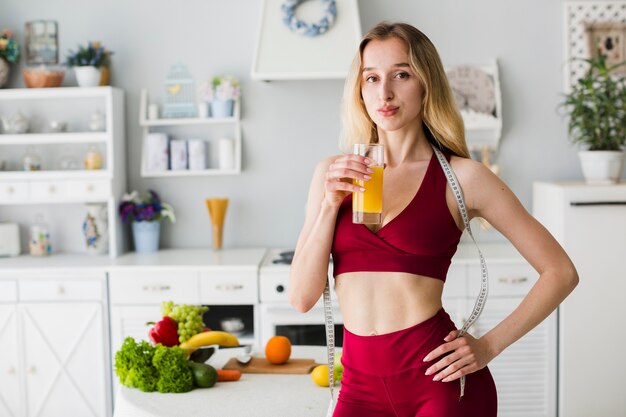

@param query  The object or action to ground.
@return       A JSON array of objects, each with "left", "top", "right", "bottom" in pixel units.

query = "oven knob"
[{"left": 276, "top": 285, "right": 285, "bottom": 293}]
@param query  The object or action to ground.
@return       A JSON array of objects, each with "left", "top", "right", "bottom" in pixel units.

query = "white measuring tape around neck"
[{"left": 322, "top": 144, "right": 489, "bottom": 414}]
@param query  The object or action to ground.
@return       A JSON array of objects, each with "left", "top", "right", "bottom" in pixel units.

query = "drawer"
[
  {"left": 0, "top": 181, "right": 28, "bottom": 202},
  {"left": 0, "top": 281, "right": 17, "bottom": 302},
  {"left": 468, "top": 263, "right": 537, "bottom": 297},
  {"left": 19, "top": 279, "right": 103, "bottom": 301},
  {"left": 29, "top": 181, "right": 68, "bottom": 201},
  {"left": 199, "top": 270, "right": 258, "bottom": 304},
  {"left": 108, "top": 270, "right": 199, "bottom": 304},
  {"left": 67, "top": 180, "right": 110, "bottom": 200},
  {"left": 442, "top": 264, "right": 466, "bottom": 298}
]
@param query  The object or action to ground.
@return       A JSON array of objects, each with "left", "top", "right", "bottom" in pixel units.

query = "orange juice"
[{"left": 353, "top": 166, "right": 383, "bottom": 224}]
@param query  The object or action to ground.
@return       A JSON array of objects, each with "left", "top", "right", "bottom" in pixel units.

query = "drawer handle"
[
  {"left": 6, "top": 186, "right": 14, "bottom": 194},
  {"left": 215, "top": 284, "right": 244, "bottom": 291},
  {"left": 142, "top": 285, "right": 171, "bottom": 292},
  {"left": 498, "top": 276, "right": 528, "bottom": 284},
  {"left": 48, "top": 185, "right": 56, "bottom": 194},
  {"left": 57, "top": 286, "right": 66, "bottom": 295},
  {"left": 86, "top": 184, "right": 94, "bottom": 192},
  {"left": 7, "top": 367, "right": 16, "bottom": 375},
  {"left": 27, "top": 366, "right": 36, "bottom": 375}
]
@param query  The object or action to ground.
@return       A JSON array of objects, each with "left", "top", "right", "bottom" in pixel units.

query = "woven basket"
[{"left": 22, "top": 68, "right": 65, "bottom": 88}]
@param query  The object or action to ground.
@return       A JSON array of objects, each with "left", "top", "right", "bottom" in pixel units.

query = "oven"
[{"left": 259, "top": 249, "right": 344, "bottom": 347}]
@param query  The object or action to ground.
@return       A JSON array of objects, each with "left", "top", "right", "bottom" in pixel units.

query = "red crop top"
[{"left": 331, "top": 151, "right": 462, "bottom": 281}]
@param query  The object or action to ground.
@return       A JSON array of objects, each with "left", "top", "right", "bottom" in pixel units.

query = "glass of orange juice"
[{"left": 352, "top": 143, "right": 384, "bottom": 224}]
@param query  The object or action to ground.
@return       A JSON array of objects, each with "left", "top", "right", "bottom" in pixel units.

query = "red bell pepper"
[{"left": 148, "top": 316, "right": 179, "bottom": 347}]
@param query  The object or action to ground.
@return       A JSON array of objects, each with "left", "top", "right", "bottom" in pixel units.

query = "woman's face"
[{"left": 360, "top": 37, "right": 424, "bottom": 134}]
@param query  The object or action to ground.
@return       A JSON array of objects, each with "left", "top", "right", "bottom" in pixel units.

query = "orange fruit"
[{"left": 265, "top": 335, "right": 292, "bottom": 364}]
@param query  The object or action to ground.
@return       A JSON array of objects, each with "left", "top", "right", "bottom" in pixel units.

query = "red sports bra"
[{"left": 331, "top": 151, "right": 462, "bottom": 281}]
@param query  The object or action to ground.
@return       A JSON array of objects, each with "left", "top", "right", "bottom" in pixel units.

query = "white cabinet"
[
  {"left": 0, "top": 87, "right": 126, "bottom": 257},
  {"left": 534, "top": 182, "right": 626, "bottom": 417},
  {"left": 138, "top": 89, "right": 242, "bottom": 177},
  {"left": 444, "top": 245, "right": 557, "bottom": 417},
  {"left": 0, "top": 271, "right": 111, "bottom": 417}
]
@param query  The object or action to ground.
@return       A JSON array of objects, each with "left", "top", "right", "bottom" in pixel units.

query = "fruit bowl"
[{"left": 22, "top": 67, "right": 65, "bottom": 88}]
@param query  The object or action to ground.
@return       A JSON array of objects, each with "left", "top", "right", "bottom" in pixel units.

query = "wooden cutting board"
[{"left": 222, "top": 356, "right": 320, "bottom": 374}]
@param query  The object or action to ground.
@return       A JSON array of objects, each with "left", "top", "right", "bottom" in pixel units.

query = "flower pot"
[
  {"left": 0, "top": 58, "right": 10, "bottom": 88},
  {"left": 99, "top": 66, "right": 110, "bottom": 86},
  {"left": 578, "top": 150, "right": 625, "bottom": 184},
  {"left": 74, "top": 66, "right": 102, "bottom": 87},
  {"left": 82, "top": 204, "right": 109, "bottom": 255},
  {"left": 132, "top": 221, "right": 161, "bottom": 253},
  {"left": 211, "top": 99, "right": 234, "bottom": 118}
]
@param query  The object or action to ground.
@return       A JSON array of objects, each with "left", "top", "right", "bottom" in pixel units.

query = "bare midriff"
[{"left": 334, "top": 271, "right": 444, "bottom": 336}]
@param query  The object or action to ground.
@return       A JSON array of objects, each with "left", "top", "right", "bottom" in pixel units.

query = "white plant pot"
[
  {"left": 578, "top": 150, "right": 625, "bottom": 184},
  {"left": 74, "top": 66, "right": 102, "bottom": 87}
]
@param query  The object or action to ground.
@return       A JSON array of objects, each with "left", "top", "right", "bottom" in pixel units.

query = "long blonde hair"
[{"left": 340, "top": 22, "right": 469, "bottom": 158}]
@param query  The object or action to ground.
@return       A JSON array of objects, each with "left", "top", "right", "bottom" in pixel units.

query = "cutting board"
[{"left": 222, "top": 356, "right": 320, "bottom": 374}]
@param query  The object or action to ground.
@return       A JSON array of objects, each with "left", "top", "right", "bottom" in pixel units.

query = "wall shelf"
[
  {"left": 0, "top": 132, "right": 108, "bottom": 145},
  {"left": 139, "top": 89, "right": 242, "bottom": 178}
]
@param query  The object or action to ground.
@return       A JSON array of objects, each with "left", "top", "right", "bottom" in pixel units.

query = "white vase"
[
  {"left": 578, "top": 150, "right": 625, "bottom": 184},
  {"left": 82, "top": 204, "right": 109, "bottom": 255},
  {"left": 75, "top": 66, "right": 102, "bottom": 87}
]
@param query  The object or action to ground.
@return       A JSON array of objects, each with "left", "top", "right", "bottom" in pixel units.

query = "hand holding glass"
[{"left": 352, "top": 144, "right": 384, "bottom": 224}]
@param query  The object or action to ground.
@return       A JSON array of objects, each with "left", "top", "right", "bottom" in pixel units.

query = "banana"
[{"left": 179, "top": 331, "right": 239, "bottom": 352}]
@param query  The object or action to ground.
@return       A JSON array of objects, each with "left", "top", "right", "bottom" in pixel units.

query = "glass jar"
[
  {"left": 23, "top": 146, "right": 42, "bottom": 171},
  {"left": 84, "top": 145, "right": 103, "bottom": 170},
  {"left": 29, "top": 214, "right": 52, "bottom": 256}
]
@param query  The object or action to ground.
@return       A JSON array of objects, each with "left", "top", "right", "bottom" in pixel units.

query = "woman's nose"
[{"left": 379, "top": 80, "right": 393, "bottom": 101}]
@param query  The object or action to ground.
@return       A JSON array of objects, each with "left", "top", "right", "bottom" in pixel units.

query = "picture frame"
[
  {"left": 584, "top": 22, "right": 626, "bottom": 74},
  {"left": 251, "top": 0, "right": 362, "bottom": 81},
  {"left": 24, "top": 20, "right": 59, "bottom": 66}
]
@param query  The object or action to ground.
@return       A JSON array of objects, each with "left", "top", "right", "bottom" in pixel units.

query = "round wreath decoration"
[{"left": 281, "top": 0, "right": 337, "bottom": 37}]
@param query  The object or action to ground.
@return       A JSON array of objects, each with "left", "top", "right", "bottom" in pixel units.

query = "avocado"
[{"left": 188, "top": 361, "right": 218, "bottom": 388}]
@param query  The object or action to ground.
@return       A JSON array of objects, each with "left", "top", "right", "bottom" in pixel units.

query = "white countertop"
[{"left": 113, "top": 345, "right": 336, "bottom": 417}]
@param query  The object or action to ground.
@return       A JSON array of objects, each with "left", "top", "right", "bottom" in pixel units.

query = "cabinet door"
[
  {"left": 0, "top": 304, "right": 21, "bottom": 417},
  {"left": 474, "top": 298, "right": 557, "bottom": 417},
  {"left": 20, "top": 303, "right": 108, "bottom": 417}
]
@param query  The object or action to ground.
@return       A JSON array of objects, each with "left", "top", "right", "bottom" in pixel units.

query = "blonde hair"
[{"left": 340, "top": 22, "right": 469, "bottom": 158}]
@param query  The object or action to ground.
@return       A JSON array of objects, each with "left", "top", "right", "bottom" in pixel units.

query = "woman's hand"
[
  {"left": 323, "top": 154, "right": 373, "bottom": 207},
  {"left": 422, "top": 330, "right": 496, "bottom": 382}
]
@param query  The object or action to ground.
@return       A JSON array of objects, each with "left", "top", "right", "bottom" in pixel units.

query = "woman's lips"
[{"left": 377, "top": 106, "right": 399, "bottom": 117}]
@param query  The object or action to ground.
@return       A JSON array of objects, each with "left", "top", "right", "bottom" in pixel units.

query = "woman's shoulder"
[{"left": 448, "top": 154, "right": 507, "bottom": 210}]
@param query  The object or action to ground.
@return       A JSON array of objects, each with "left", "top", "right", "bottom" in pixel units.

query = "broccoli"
[
  {"left": 115, "top": 337, "right": 193, "bottom": 393},
  {"left": 152, "top": 345, "right": 194, "bottom": 393},
  {"left": 114, "top": 337, "right": 158, "bottom": 392}
]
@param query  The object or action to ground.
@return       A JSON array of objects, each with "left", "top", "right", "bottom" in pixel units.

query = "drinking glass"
[{"left": 352, "top": 144, "right": 384, "bottom": 224}]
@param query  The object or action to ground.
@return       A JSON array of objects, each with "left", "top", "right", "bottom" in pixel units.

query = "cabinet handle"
[
  {"left": 57, "top": 285, "right": 66, "bottom": 295},
  {"left": 6, "top": 186, "right": 14, "bottom": 194},
  {"left": 142, "top": 285, "right": 171, "bottom": 292},
  {"left": 86, "top": 184, "right": 94, "bottom": 192},
  {"left": 7, "top": 367, "right": 16, "bottom": 375},
  {"left": 498, "top": 276, "right": 528, "bottom": 284},
  {"left": 27, "top": 366, "right": 36, "bottom": 375},
  {"left": 48, "top": 185, "right": 56, "bottom": 194},
  {"left": 216, "top": 284, "right": 244, "bottom": 291}
]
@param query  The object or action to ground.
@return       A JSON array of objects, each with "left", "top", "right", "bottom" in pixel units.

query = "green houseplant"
[
  {"left": 65, "top": 41, "right": 113, "bottom": 87},
  {"left": 561, "top": 53, "right": 626, "bottom": 183},
  {"left": 0, "top": 29, "right": 20, "bottom": 88}
]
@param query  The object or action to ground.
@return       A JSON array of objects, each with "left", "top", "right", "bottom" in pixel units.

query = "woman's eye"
[
  {"left": 364, "top": 75, "right": 378, "bottom": 83},
  {"left": 395, "top": 72, "right": 409, "bottom": 79}
]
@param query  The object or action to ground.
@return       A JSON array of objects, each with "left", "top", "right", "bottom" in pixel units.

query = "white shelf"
[
  {"left": 0, "top": 86, "right": 116, "bottom": 100},
  {"left": 0, "top": 170, "right": 111, "bottom": 180},
  {"left": 0, "top": 132, "right": 108, "bottom": 145},
  {"left": 139, "top": 88, "right": 243, "bottom": 177}
]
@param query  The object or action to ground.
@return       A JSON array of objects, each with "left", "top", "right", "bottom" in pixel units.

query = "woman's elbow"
[
  {"left": 563, "top": 262, "right": 580, "bottom": 293},
  {"left": 288, "top": 289, "right": 314, "bottom": 313}
]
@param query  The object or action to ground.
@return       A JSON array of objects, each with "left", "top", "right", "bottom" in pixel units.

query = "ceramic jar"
[
  {"left": 132, "top": 221, "right": 161, "bottom": 253},
  {"left": 82, "top": 204, "right": 109, "bottom": 255}
]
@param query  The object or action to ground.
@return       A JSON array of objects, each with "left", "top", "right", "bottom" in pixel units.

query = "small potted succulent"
[
  {"left": 65, "top": 41, "right": 113, "bottom": 87},
  {"left": 199, "top": 75, "right": 241, "bottom": 118},
  {"left": 118, "top": 190, "right": 175, "bottom": 253},
  {"left": 560, "top": 53, "right": 626, "bottom": 183},
  {"left": 0, "top": 29, "right": 20, "bottom": 88}
]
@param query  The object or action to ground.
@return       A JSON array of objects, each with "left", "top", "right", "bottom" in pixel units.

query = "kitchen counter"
[{"left": 113, "top": 345, "right": 336, "bottom": 417}]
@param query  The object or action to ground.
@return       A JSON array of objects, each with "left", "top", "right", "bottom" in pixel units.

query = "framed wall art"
[
  {"left": 24, "top": 20, "right": 59, "bottom": 65},
  {"left": 251, "top": 0, "right": 362, "bottom": 80},
  {"left": 563, "top": 1, "right": 626, "bottom": 89}
]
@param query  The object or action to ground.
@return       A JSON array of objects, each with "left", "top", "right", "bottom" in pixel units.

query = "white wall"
[{"left": 2, "top": 0, "right": 609, "bottom": 250}]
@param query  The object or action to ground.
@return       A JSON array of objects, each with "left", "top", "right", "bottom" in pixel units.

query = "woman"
[{"left": 289, "top": 22, "right": 578, "bottom": 417}]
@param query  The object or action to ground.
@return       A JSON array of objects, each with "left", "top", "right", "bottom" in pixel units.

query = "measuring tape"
[{"left": 323, "top": 144, "right": 489, "bottom": 414}]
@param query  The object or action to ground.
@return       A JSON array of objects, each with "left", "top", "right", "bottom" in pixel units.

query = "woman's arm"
[
  {"left": 423, "top": 159, "right": 579, "bottom": 382},
  {"left": 289, "top": 154, "right": 372, "bottom": 313}
]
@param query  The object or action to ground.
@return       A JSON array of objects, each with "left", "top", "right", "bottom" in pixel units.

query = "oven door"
[{"left": 260, "top": 303, "right": 344, "bottom": 347}]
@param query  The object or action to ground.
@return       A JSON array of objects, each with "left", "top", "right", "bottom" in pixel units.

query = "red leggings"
[{"left": 334, "top": 308, "right": 497, "bottom": 417}]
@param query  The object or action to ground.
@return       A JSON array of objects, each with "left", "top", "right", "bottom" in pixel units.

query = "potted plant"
[
  {"left": 561, "top": 53, "right": 626, "bottom": 183},
  {"left": 0, "top": 29, "right": 20, "bottom": 88},
  {"left": 65, "top": 41, "right": 113, "bottom": 87},
  {"left": 199, "top": 75, "right": 241, "bottom": 118},
  {"left": 118, "top": 190, "right": 175, "bottom": 253}
]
